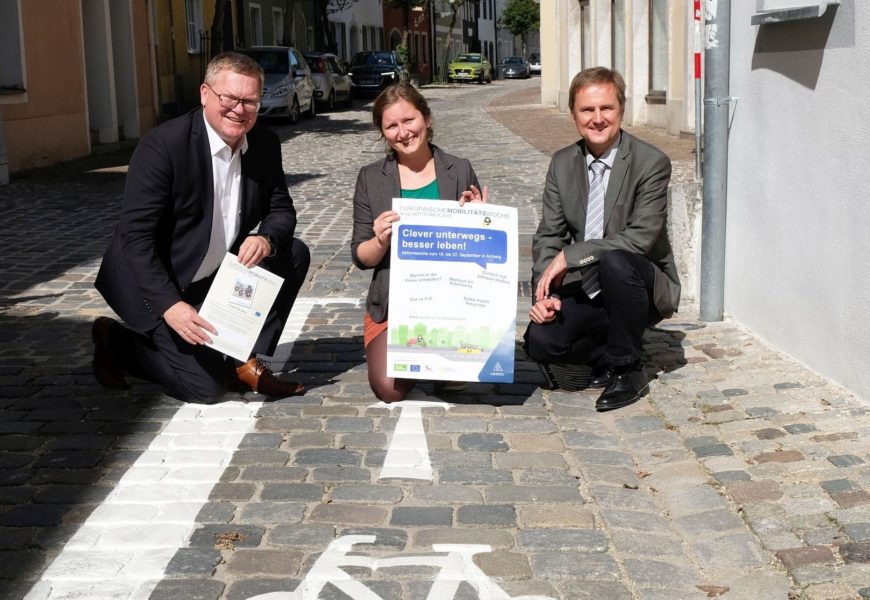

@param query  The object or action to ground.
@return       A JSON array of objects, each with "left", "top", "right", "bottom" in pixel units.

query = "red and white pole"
[{"left": 694, "top": 0, "right": 703, "bottom": 180}]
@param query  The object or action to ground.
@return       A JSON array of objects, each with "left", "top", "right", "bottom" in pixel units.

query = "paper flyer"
[
  {"left": 386, "top": 198, "right": 518, "bottom": 383},
  {"left": 198, "top": 252, "right": 283, "bottom": 362}
]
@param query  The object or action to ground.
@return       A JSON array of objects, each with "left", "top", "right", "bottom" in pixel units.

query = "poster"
[
  {"left": 386, "top": 199, "right": 518, "bottom": 383},
  {"left": 198, "top": 253, "right": 284, "bottom": 362}
]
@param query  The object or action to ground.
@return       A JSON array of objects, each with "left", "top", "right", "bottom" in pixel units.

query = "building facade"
[
  {"left": 383, "top": 5, "right": 432, "bottom": 83},
  {"left": 329, "top": 0, "right": 386, "bottom": 62},
  {"left": 540, "top": 0, "right": 695, "bottom": 135},
  {"left": 0, "top": 0, "right": 156, "bottom": 178}
]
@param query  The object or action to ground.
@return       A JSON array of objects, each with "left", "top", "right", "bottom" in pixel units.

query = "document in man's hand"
[{"left": 198, "top": 253, "right": 284, "bottom": 362}]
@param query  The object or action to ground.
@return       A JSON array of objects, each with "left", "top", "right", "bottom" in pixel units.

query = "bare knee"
[{"left": 368, "top": 372, "right": 413, "bottom": 403}]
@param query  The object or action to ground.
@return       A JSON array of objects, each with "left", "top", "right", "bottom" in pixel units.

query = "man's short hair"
[
  {"left": 204, "top": 52, "right": 264, "bottom": 90},
  {"left": 568, "top": 67, "right": 626, "bottom": 112}
]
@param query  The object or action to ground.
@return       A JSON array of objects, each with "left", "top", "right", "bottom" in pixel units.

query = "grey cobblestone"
[{"left": 3, "top": 79, "right": 869, "bottom": 599}]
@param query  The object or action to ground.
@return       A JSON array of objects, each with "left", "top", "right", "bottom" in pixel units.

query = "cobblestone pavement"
[{"left": 1, "top": 79, "right": 868, "bottom": 600}]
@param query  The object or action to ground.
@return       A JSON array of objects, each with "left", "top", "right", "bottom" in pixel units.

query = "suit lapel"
[
  {"left": 192, "top": 111, "right": 216, "bottom": 242},
  {"left": 574, "top": 143, "right": 590, "bottom": 223},
  {"left": 433, "top": 146, "right": 456, "bottom": 199},
  {"left": 239, "top": 140, "right": 257, "bottom": 232},
  {"left": 603, "top": 131, "right": 630, "bottom": 233},
  {"left": 380, "top": 156, "right": 402, "bottom": 205}
]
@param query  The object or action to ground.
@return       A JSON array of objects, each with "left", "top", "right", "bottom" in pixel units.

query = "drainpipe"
[{"left": 699, "top": 0, "right": 731, "bottom": 322}]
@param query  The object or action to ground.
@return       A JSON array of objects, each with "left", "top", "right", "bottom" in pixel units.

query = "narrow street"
[{"left": 1, "top": 79, "right": 868, "bottom": 600}]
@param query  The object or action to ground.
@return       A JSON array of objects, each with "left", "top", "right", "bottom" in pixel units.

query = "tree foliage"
[{"left": 499, "top": 0, "right": 539, "bottom": 39}]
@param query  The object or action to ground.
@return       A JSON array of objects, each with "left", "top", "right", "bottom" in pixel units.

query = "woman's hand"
[
  {"left": 372, "top": 210, "right": 400, "bottom": 247},
  {"left": 459, "top": 184, "right": 488, "bottom": 206}
]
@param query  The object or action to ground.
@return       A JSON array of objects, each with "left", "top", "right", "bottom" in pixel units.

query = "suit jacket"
[
  {"left": 95, "top": 109, "right": 297, "bottom": 332},
  {"left": 532, "top": 131, "right": 681, "bottom": 317},
  {"left": 351, "top": 145, "right": 481, "bottom": 323}
]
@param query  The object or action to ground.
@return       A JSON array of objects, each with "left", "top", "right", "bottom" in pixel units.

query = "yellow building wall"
[
  {"left": 1, "top": 0, "right": 158, "bottom": 172},
  {"left": 1, "top": 1, "right": 89, "bottom": 171},
  {"left": 153, "top": 0, "right": 220, "bottom": 113}
]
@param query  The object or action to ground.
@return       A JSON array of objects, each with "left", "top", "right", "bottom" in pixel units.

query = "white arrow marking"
[{"left": 370, "top": 400, "right": 451, "bottom": 480}]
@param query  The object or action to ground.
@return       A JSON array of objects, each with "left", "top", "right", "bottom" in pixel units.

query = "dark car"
[
  {"left": 348, "top": 50, "right": 404, "bottom": 94},
  {"left": 500, "top": 56, "right": 531, "bottom": 79}
]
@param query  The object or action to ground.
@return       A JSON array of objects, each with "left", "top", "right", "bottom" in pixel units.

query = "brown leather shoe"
[
  {"left": 235, "top": 358, "right": 305, "bottom": 397},
  {"left": 92, "top": 317, "right": 129, "bottom": 389}
]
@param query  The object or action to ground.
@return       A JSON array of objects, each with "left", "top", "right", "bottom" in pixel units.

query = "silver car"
[
  {"left": 304, "top": 52, "right": 353, "bottom": 110},
  {"left": 237, "top": 46, "right": 316, "bottom": 124},
  {"left": 528, "top": 52, "right": 541, "bottom": 75},
  {"left": 499, "top": 56, "right": 531, "bottom": 79}
]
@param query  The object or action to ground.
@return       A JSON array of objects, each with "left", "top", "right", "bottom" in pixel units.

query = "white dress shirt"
[{"left": 193, "top": 113, "right": 248, "bottom": 282}]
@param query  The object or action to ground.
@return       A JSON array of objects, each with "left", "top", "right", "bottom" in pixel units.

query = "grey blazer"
[
  {"left": 532, "top": 131, "right": 681, "bottom": 317},
  {"left": 351, "top": 145, "right": 481, "bottom": 323}
]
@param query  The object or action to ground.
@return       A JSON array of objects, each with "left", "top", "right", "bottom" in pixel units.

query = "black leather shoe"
[
  {"left": 595, "top": 364, "right": 649, "bottom": 412},
  {"left": 589, "top": 367, "right": 611, "bottom": 389}
]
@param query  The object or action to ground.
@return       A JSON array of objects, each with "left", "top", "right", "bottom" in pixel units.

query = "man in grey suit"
[{"left": 525, "top": 67, "right": 680, "bottom": 412}]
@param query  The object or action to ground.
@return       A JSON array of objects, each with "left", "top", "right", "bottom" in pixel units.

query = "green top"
[{"left": 401, "top": 178, "right": 440, "bottom": 199}]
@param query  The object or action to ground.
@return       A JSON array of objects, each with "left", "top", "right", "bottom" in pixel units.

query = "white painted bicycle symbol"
[{"left": 248, "top": 534, "right": 556, "bottom": 600}]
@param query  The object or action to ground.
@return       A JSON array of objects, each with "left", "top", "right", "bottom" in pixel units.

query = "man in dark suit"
[
  {"left": 525, "top": 67, "right": 680, "bottom": 412},
  {"left": 93, "top": 52, "right": 310, "bottom": 402}
]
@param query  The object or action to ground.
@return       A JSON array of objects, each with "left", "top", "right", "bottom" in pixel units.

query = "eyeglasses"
[{"left": 205, "top": 84, "right": 261, "bottom": 112}]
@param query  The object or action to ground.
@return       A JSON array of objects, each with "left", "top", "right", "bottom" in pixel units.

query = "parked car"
[
  {"left": 304, "top": 52, "right": 353, "bottom": 110},
  {"left": 499, "top": 56, "right": 531, "bottom": 79},
  {"left": 236, "top": 46, "right": 316, "bottom": 124},
  {"left": 528, "top": 52, "right": 541, "bottom": 75},
  {"left": 348, "top": 50, "right": 404, "bottom": 95},
  {"left": 447, "top": 53, "right": 493, "bottom": 84}
]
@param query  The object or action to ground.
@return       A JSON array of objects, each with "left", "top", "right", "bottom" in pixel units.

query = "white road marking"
[
  {"left": 24, "top": 299, "right": 350, "bottom": 600},
  {"left": 247, "top": 535, "right": 557, "bottom": 600},
  {"left": 25, "top": 403, "right": 263, "bottom": 600},
  {"left": 371, "top": 401, "right": 451, "bottom": 480}
]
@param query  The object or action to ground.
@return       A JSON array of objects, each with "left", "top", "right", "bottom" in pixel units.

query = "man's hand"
[
  {"left": 238, "top": 235, "right": 272, "bottom": 268},
  {"left": 529, "top": 297, "right": 562, "bottom": 324},
  {"left": 164, "top": 301, "right": 217, "bottom": 345},
  {"left": 535, "top": 250, "right": 568, "bottom": 302}
]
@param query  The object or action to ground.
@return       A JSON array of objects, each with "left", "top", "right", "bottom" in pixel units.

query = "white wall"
[
  {"left": 725, "top": 1, "right": 870, "bottom": 399},
  {"left": 329, "top": 0, "right": 384, "bottom": 59}
]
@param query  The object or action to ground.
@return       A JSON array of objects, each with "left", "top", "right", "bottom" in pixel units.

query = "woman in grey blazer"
[{"left": 351, "top": 83, "right": 487, "bottom": 402}]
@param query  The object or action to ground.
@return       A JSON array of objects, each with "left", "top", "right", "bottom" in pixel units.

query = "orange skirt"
[{"left": 363, "top": 312, "right": 388, "bottom": 348}]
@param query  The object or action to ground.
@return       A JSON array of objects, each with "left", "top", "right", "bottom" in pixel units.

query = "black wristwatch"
[{"left": 253, "top": 232, "right": 276, "bottom": 257}]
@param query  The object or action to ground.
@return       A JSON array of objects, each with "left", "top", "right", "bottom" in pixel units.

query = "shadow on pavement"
[{"left": 0, "top": 312, "right": 182, "bottom": 598}]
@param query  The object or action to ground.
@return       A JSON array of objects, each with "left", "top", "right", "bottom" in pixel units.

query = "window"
[
  {"left": 249, "top": 4, "right": 263, "bottom": 46},
  {"left": 272, "top": 8, "right": 284, "bottom": 45},
  {"left": 649, "top": 0, "right": 668, "bottom": 97},
  {"left": 0, "top": 0, "right": 25, "bottom": 95},
  {"left": 185, "top": 0, "right": 204, "bottom": 54},
  {"left": 332, "top": 21, "right": 347, "bottom": 60},
  {"left": 612, "top": 0, "right": 625, "bottom": 75}
]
